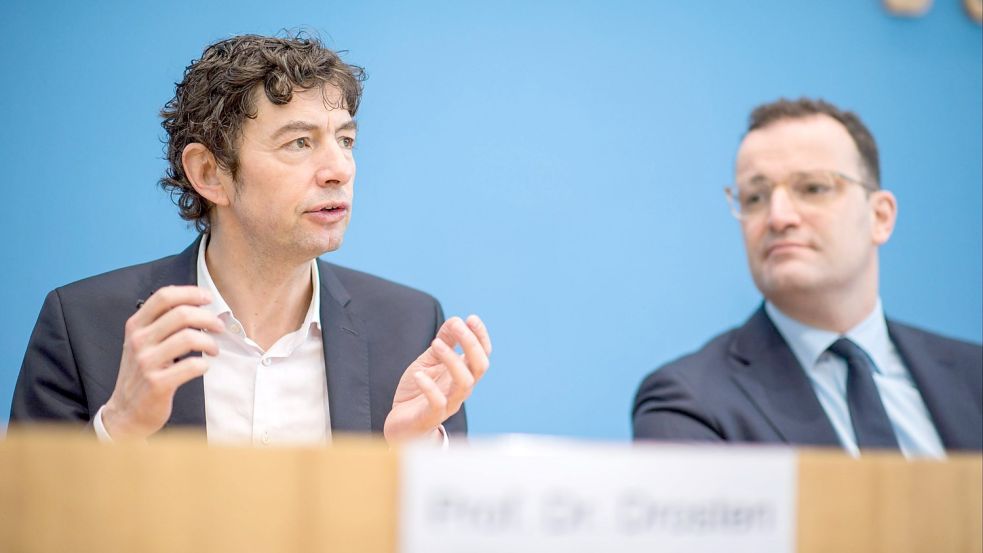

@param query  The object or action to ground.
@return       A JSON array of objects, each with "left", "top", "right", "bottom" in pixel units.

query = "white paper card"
[{"left": 400, "top": 437, "right": 797, "bottom": 553}]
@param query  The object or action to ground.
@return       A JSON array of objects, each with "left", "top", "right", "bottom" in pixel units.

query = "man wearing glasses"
[{"left": 632, "top": 98, "right": 981, "bottom": 457}]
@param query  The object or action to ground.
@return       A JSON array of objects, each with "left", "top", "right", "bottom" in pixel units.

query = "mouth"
[
  {"left": 304, "top": 201, "right": 350, "bottom": 223},
  {"left": 306, "top": 200, "right": 349, "bottom": 213},
  {"left": 765, "top": 242, "right": 811, "bottom": 257}
]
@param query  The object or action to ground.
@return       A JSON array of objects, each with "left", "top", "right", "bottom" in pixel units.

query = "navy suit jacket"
[
  {"left": 633, "top": 307, "right": 982, "bottom": 451},
  {"left": 10, "top": 238, "right": 467, "bottom": 436}
]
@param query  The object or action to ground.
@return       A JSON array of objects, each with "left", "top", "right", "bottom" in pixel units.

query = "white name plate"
[{"left": 401, "top": 437, "right": 796, "bottom": 553}]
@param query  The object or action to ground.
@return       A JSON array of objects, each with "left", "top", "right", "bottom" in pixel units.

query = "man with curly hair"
[{"left": 11, "top": 34, "right": 491, "bottom": 446}]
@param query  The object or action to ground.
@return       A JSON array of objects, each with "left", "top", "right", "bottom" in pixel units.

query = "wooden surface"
[
  {"left": 798, "top": 450, "right": 982, "bottom": 553},
  {"left": 1, "top": 429, "right": 980, "bottom": 552},
  {"left": 0, "top": 428, "right": 397, "bottom": 553}
]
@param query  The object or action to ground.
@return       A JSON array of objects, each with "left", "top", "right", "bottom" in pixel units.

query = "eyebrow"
[
  {"left": 739, "top": 175, "right": 771, "bottom": 187},
  {"left": 269, "top": 119, "right": 358, "bottom": 141},
  {"left": 270, "top": 121, "right": 318, "bottom": 142}
]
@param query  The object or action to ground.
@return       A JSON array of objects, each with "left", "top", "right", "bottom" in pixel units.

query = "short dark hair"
[
  {"left": 159, "top": 32, "right": 366, "bottom": 232},
  {"left": 747, "top": 97, "right": 880, "bottom": 187}
]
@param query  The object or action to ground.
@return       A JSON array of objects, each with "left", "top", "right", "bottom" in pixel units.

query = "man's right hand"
[{"left": 102, "top": 285, "right": 223, "bottom": 440}]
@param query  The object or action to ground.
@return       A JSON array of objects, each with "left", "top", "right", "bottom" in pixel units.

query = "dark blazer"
[
  {"left": 10, "top": 238, "right": 466, "bottom": 436},
  {"left": 633, "top": 306, "right": 982, "bottom": 451}
]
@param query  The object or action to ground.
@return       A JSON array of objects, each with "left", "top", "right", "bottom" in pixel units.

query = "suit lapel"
[
  {"left": 728, "top": 306, "right": 841, "bottom": 447},
  {"left": 317, "top": 261, "right": 372, "bottom": 433},
  {"left": 157, "top": 237, "right": 207, "bottom": 429},
  {"left": 889, "top": 321, "right": 982, "bottom": 450}
]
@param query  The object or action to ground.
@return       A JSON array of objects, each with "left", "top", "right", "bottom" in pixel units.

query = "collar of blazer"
[{"left": 725, "top": 305, "right": 842, "bottom": 447}]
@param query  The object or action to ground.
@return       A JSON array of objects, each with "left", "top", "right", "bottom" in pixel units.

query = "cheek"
[
  {"left": 741, "top": 222, "right": 765, "bottom": 255},
  {"left": 231, "top": 184, "right": 291, "bottom": 227},
  {"left": 242, "top": 174, "right": 300, "bottom": 209},
  {"left": 834, "top": 209, "right": 872, "bottom": 251}
]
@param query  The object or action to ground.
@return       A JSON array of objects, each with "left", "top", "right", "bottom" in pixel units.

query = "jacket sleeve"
[
  {"left": 10, "top": 289, "right": 90, "bottom": 424},
  {"left": 632, "top": 367, "right": 724, "bottom": 442}
]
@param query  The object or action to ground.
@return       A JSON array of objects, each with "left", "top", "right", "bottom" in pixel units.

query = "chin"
[
  {"left": 318, "top": 233, "right": 345, "bottom": 255},
  {"left": 292, "top": 233, "right": 344, "bottom": 260},
  {"left": 757, "top": 268, "right": 824, "bottom": 297},
  {"left": 322, "top": 237, "right": 344, "bottom": 254}
]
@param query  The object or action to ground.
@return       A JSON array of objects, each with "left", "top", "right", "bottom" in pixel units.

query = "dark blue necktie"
[{"left": 827, "top": 338, "right": 900, "bottom": 452}]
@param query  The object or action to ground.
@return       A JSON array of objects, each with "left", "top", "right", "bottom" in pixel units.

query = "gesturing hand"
[
  {"left": 102, "top": 286, "right": 224, "bottom": 440},
  {"left": 383, "top": 315, "right": 492, "bottom": 444}
]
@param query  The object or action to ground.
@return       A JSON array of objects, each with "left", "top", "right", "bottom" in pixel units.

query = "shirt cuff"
[
  {"left": 435, "top": 424, "right": 449, "bottom": 450},
  {"left": 92, "top": 405, "right": 114, "bottom": 443}
]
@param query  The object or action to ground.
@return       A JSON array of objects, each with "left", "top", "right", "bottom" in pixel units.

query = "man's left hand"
[{"left": 383, "top": 315, "right": 491, "bottom": 444}]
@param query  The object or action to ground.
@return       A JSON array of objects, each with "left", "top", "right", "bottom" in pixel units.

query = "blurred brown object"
[
  {"left": 884, "top": 0, "right": 934, "bottom": 16},
  {"left": 966, "top": 0, "right": 983, "bottom": 23},
  {"left": 798, "top": 450, "right": 982, "bottom": 553},
  {"left": 0, "top": 427, "right": 397, "bottom": 553}
]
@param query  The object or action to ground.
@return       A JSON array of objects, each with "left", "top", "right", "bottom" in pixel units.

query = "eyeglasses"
[{"left": 724, "top": 170, "right": 877, "bottom": 220}]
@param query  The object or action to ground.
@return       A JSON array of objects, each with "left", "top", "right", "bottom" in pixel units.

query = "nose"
[
  {"left": 314, "top": 142, "right": 354, "bottom": 187},
  {"left": 766, "top": 186, "right": 801, "bottom": 231}
]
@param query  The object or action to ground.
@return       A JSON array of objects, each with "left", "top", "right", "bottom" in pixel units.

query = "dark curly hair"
[
  {"left": 159, "top": 33, "right": 366, "bottom": 232},
  {"left": 747, "top": 97, "right": 880, "bottom": 188}
]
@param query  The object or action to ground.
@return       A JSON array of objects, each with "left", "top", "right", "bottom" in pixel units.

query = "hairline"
[{"left": 738, "top": 112, "right": 876, "bottom": 187}]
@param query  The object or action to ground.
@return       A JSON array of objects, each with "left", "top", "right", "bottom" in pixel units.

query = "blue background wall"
[{"left": 1, "top": 1, "right": 980, "bottom": 439}]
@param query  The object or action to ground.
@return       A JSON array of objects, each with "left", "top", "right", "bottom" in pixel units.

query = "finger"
[
  {"left": 132, "top": 286, "right": 213, "bottom": 328},
  {"left": 432, "top": 338, "right": 474, "bottom": 408},
  {"left": 141, "top": 329, "right": 218, "bottom": 372},
  {"left": 142, "top": 305, "right": 224, "bottom": 346},
  {"left": 451, "top": 320, "right": 489, "bottom": 382},
  {"left": 466, "top": 314, "right": 492, "bottom": 355},
  {"left": 434, "top": 316, "right": 464, "bottom": 350},
  {"left": 154, "top": 355, "right": 210, "bottom": 391},
  {"left": 413, "top": 370, "right": 447, "bottom": 421}
]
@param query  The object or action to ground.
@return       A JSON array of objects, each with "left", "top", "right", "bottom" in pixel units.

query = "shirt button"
[
  {"left": 261, "top": 358, "right": 272, "bottom": 366},
  {"left": 228, "top": 322, "right": 242, "bottom": 335}
]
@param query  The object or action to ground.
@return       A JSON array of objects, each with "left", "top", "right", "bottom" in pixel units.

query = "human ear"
[
  {"left": 182, "top": 143, "right": 232, "bottom": 207},
  {"left": 869, "top": 189, "right": 898, "bottom": 246}
]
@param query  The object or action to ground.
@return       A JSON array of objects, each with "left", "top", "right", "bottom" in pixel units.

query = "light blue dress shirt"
[{"left": 765, "top": 300, "right": 945, "bottom": 458}]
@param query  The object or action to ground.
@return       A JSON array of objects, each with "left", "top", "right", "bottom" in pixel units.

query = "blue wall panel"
[{"left": 1, "top": 1, "right": 979, "bottom": 439}]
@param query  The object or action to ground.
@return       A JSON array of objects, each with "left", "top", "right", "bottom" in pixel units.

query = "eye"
[
  {"left": 286, "top": 137, "right": 312, "bottom": 150},
  {"left": 741, "top": 190, "right": 765, "bottom": 207},
  {"left": 338, "top": 136, "right": 356, "bottom": 150},
  {"left": 799, "top": 181, "right": 833, "bottom": 195}
]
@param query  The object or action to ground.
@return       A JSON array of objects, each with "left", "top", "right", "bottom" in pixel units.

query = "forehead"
[
  {"left": 246, "top": 84, "right": 352, "bottom": 130},
  {"left": 735, "top": 114, "right": 861, "bottom": 180}
]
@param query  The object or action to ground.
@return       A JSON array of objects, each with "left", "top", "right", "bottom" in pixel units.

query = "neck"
[
  {"left": 205, "top": 228, "right": 313, "bottom": 350},
  {"left": 768, "top": 264, "right": 880, "bottom": 334}
]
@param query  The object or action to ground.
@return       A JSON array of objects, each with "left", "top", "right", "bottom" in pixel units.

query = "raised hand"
[
  {"left": 383, "top": 315, "right": 492, "bottom": 444},
  {"left": 102, "top": 286, "right": 224, "bottom": 439}
]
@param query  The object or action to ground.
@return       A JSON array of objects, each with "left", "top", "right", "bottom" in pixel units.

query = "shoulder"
[
  {"left": 888, "top": 318, "right": 982, "bottom": 362},
  {"left": 636, "top": 325, "right": 740, "bottom": 397},
  {"left": 632, "top": 323, "right": 751, "bottom": 441},
  {"left": 52, "top": 251, "right": 191, "bottom": 313}
]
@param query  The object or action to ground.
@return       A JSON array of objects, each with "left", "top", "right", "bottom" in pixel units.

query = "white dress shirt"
[
  {"left": 765, "top": 300, "right": 946, "bottom": 458},
  {"left": 196, "top": 239, "right": 330, "bottom": 446}
]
